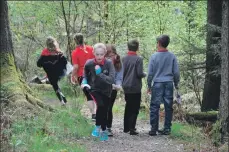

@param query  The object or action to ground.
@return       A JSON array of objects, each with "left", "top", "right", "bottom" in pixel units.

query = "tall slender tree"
[
  {"left": 202, "top": 0, "right": 222, "bottom": 111},
  {"left": 219, "top": 0, "right": 228, "bottom": 143}
]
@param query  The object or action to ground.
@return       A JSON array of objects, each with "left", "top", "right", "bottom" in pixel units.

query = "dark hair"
[
  {"left": 156, "top": 34, "right": 170, "bottom": 48},
  {"left": 73, "top": 33, "right": 84, "bottom": 45},
  {"left": 106, "top": 44, "right": 122, "bottom": 72},
  {"left": 127, "top": 39, "right": 139, "bottom": 52}
]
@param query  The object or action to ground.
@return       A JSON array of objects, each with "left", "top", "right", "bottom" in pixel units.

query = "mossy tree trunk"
[
  {"left": 202, "top": 0, "right": 222, "bottom": 111},
  {"left": 219, "top": 0, "right": 229, "bottom": 143},
  {"left": 0, "top": 1, "right": 53, "bottom": 118}
]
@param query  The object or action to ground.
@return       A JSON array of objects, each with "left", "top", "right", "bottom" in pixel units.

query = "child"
[
  {"left": 71, "top": 33, "right": 96, "bottom": 121},
  {"left": 105, "top": 44, "right": 123, "bottom": 137},
  {"left": 37, "top": 36, "right": 67, "bottom": 105},
  {"left": 147, "top": 34, "right": 180, "bottom": 136},
  {"left": 122, "top": 39, "right": 146, "bottom": 135},
  {"left": 81, "top": 43, "right": 115, "bottom": 141}
]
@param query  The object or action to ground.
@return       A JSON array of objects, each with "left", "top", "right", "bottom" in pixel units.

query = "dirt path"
[
  {"left": 41, "top": 93, "right": 185, "bottom": 152},
  {"left": 80, "top": 104, "right": 185, "bottom": 152}
]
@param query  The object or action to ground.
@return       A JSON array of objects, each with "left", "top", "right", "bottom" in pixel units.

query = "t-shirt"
[{"left": 71, "top": 45, "right": 94, "bottom": 77}]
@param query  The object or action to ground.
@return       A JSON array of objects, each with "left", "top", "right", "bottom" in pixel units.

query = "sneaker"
[
  {"left": 149, "top": 130, "right": 157, "bottom": 136},
  {"left": 123, "top": 128, "right": 137, "bottom": 133},
  {"left": 130, "top": 130, "right": 139, "bottom": 135},
  {"left": 107, "top": 128, "right": 113, "bottom": 137},
  {"left": 91, "top": 114, "right": 96, "bottom": 121},
  {"left": 158, "top": 129, "right": 171, "bottom": 135},
  {"left": 61, "top": 100, "right": 66, "bottom": 106},
  {"left": 92, "top": 126, "right": 100, "bottom": 137},
  {"left": 100, "top": 130, "right": 108, "bottom": 141}
]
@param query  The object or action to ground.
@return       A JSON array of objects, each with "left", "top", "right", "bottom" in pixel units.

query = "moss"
[
  {"left": 0, "top": 52, "right": 53, "bottom": 112},
  {"left": 0, "top": 52, "right": 24, "bottom": 101},
  {"left": 210, "top": 120, "right": 222, "bottom": 147},
  {"left": 186, "top": 111, "right": 218, "bottom": 121}
]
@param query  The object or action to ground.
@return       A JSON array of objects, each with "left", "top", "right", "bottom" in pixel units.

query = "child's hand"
[
  {"left": 81, "top": 84, "right": 91, "bottom": 89},
  {"left": 112, "top": 84, "right": 122, "bottom": 90},
  {"left": 147, "top": 88, "right": 151, "bottom": 94},
  {"left": 95, "top": 65, "right": 102, "bottom": 75},
  {"left": 71, "top": 74, "right": 78, "bottom": 85}
]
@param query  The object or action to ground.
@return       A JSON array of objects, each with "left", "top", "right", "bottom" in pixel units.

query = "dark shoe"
[
  {"left": 158, "top": 129, "right": 171, "bottom": 135},
  {"left": 91, "top": 114, "right": 96, "bottom": 121},
  {"left": 63, "top": 96, "right": 67, "bottom": 103},
  {"left": 123, "top": 130, "right": 130, "bottom": 133},
  {"left": 130, "top": 130, "right": 139, "bottom": 135},
  {"left": 107, "top": 128, "right": 113, "bottom": 137},
  {"left": 149, "top": 130, "right": 157, "bottom": 136}
]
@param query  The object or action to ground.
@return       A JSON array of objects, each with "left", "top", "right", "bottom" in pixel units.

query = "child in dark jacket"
[
  {"left": 122, "top": 39, "right": 146, "bottom": 135},
  {"left": 37, "top": 36, "right": 67, "bottom": 105},
  {"left": 81, "top": 43, "right": 115, "bottom": 141},
  {"left": 105, "top": 44, "right": 123, "bottom": 137}
]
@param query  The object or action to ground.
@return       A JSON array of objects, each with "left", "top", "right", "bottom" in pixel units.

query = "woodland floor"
[
  {"left": 81, "top": 107, "right": 185, "bottom": 152},
  {"left": 42, "top": 88, "right": 220, "bottom": 152}
]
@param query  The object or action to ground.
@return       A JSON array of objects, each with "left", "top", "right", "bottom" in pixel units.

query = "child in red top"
[{"left": 71, "top": 33, "right": 96, "bottom": 120}]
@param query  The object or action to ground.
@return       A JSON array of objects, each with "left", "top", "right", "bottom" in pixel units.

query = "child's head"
[
  {"left": 127, "top": 39, "right": 139, "bottom": 52},
  {"left": 93, "top": 43, "right": 107, "bottom": 63},
  {"left": 74, "top": 33, "right": 84, "bottom": 45},
  {"left": 46, "top": 36, "right": 59, "bottom": 52},
  {"left": 106, "top": 44, "right": 117, "bottom": 60},
  {"left": 156, "top": 34, "right": 170, "bottom": 49},
  {"left": 106, "top": 44, "right": 122, "bottom": 71}
]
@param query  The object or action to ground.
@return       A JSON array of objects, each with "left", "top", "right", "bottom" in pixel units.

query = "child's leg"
[
  {"left": 131, "top": 93, "right": 141, "bottom": 131},
  {"left": 80, "top": 77, "right": 96, "bottom": 117},
  {"left": 107, "top": 90, "right": 117, "bottom": 128},
  {"left": 51, "top": 80, "right": 65, "bottom": 102},
  {"left": 150, "top": 83, "right": 164, "bottom": 132},
  {"left": 90, "top": 92, "right": 103, "bottom": 127},
  {"left": 163, "top": 82, "right": 173, "bottom": 132},
  {"left": 124, "top": 93, "right": 131, "bottom": 132},
  {"left": 100, "top": 94, "right": 110, "bottom": 131}
]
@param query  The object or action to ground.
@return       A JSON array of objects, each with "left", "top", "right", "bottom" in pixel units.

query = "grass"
[
  {"left": 170, "top": 122, "right": 204, "bottom": 142},
  {"left": 2, "top": 78, "right": 94, "bottom": 152},
  {"left": 4, "top": 106, "right": 93, "bottom": 152},
  {"left": 8, "top": 110, "right": 92, "bottom": 152}
]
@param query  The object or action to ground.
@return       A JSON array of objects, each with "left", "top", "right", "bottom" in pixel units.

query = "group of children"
[{"left": 37, "top": 34, "right": 180, "bottom": 141}]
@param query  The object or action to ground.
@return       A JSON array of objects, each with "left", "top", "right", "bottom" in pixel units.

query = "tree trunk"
[
  {"left": 219, "top": 0, "right": 229, "bottom": 143},
  {"left": 104, "top": 0, "right": 108, "bottom": 44},
  {"left": 1, "top": 2, "right": 53, "bottom": 150},
  {"left": 202, "top": 0, "right": 222, "bottom": 111},
  {"left": 0, "top": 0, "right": 53, "bottom": 122}
]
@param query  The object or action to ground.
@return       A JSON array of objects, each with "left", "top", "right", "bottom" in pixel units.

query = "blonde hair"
[
  {"left": 46, "top": 36, "right": 57, "bottom": 52},
  {"left": 93, "top": 43, "right": 107, "bottom": 53}
]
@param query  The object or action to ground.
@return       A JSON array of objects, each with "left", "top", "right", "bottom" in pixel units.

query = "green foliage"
[
  {"left": 209, "top": 120, "right": 222, "bottom": 147},
  {"left": 5, "top": 109, "right": 92, "bottom": 152},
  {"left": 8, "top": 1, "right": 208, "bottom": 97},
  {"left": 171, "top": 122, "right": 205, "bottom": 142}
]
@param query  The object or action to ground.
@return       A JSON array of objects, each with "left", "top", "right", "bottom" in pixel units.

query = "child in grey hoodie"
[{"left": 147, "top": 35, "right": 180, "bottom": 136}]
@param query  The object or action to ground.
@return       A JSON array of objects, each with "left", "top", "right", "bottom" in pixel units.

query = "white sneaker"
[{"left": 61, "top": 100, "right": 66, "bottom": 106}]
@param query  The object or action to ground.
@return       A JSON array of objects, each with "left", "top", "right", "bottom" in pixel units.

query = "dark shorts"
[{"left": 78, "top": 76, "right": 93, "bottom": 101}]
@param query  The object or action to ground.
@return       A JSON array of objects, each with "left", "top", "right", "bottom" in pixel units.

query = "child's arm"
[
  {"left": 173, "top": 56, "right": 180, "bottom": 89},
  {"left": 136, "top": 57, "right": 146, "bottom": 78},
  {"left": 95, "top": 61, "right": 115, "bottom": 85},
  {"left": 115, "top": 67, "right": 123, "bottom": 86},
  {"left": 81, "top": 62, "right": 91, "bottom": 89},
  {"left": 37, "top": 56, "right": 44, "bottom": 67},
  {"left": 147, "top": 55, "right": 154, "bottom": 89}
]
